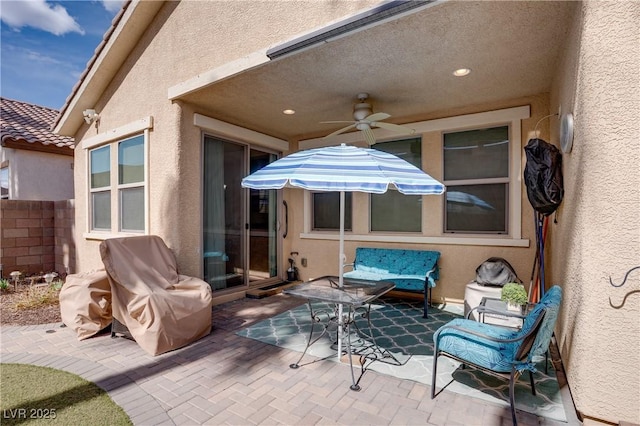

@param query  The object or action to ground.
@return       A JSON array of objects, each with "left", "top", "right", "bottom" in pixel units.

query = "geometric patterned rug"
[{"left": 236, "top": 298, "right": 567, "bottom": 422}]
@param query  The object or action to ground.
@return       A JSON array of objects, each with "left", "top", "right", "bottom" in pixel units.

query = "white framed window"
[
  {"left": 299, "top": 106, "right": 529, "bottom": 247},
  {"left": 89, "top": 134, "right": 145, "bottom": 233},
  {"left": 90, "top": 146, "right": 111, "bottom": 230},
  {"left": 83, "top": 117, "right": 152, "bottom": 238},
  {"left": 370, "top": 137, "right": 422, "bottom": 232},
  {"left": 312, "top": 192, "right": 352, "bottom": 231},
  {"left": 117, "top": 136, "right": 145, "bottom": 231},
  {"left": 443, "top": 126, "right": 510, "bottom": 234}
]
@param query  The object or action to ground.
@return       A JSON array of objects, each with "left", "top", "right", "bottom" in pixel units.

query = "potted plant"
[{"left": 501, "top": 283, "right": 528, "bottom": 312}]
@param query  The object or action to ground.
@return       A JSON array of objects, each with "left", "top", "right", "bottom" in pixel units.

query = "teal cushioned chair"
[{"left": 431, "top": 285, "right": 562, "bottom": 425}]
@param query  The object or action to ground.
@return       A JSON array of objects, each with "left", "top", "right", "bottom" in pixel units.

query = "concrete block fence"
[{"left": 0, "top": 199, "right": 75, "bottom": 279}]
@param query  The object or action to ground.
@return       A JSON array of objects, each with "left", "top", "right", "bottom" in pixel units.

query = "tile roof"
[{"left": 1, "top": 97, "right": 75, "bottom": 152}]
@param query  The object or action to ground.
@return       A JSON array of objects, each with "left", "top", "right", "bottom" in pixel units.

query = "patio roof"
[
  {"left": 168, "top": 1, "right": 577, "bottom": 142},
  {"left": 54, "top": 1, "right": 577, "bottom": 141}
]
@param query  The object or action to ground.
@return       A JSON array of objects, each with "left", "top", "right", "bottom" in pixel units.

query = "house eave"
[
  {"left": 168, "top": 0, "right": 441, "bottom": 102},
  {"left": 1, "top": 138, "right": 74, "bottom": 156},
  {"left": 53, "top": 0, "right": 164, "bottom": 137}
]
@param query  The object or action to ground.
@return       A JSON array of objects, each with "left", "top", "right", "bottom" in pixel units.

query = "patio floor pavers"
[{"left": 0, "top": 293, "right": 581, "bottom": 425}]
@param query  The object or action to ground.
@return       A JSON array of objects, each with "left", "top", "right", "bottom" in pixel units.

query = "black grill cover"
[{"left": 524, "top": 138, "right": 564, "bottom": 215}]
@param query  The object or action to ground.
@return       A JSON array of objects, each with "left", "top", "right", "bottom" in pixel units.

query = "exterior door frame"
[{"left": 201, "top": 132, "right": 282, "bottom": 292}]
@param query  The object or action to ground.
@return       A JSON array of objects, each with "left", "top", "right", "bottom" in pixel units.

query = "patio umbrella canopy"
[
  {"left": 241, "top": 143, "right": 445, "bottom": 195},
  {"left": 241, "top": 143, "right": 445, "bottom": 356}
]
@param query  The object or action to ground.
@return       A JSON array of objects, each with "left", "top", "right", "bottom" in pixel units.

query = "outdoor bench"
[{"left": 343, "top": 247, "right": 440, "bottom": 318}]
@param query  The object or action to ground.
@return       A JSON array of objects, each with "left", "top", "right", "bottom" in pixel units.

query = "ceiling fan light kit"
[{"left": 322, "top": 93, "right": 415, "bottom": 145}]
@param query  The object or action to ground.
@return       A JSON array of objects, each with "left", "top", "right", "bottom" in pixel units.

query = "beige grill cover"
[
  {"left": 59, "top": 269, "right": 112, "bottom": 340},
  {"left": 100, "top": 235, "right": 212, "bottom": 356}
]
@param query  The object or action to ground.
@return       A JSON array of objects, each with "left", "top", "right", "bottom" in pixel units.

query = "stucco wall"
[
  {"left": 72, "top": 0, "right": 381, "bottom": 273},
  {"left": 72, "top": 1, "right": 553, "bottom": 301},
  {"left": 550, "top": 1, "right": 640, "bottom": 423},
  {"left": 1, "top": 148, "right": 73, "bottom": 201}
]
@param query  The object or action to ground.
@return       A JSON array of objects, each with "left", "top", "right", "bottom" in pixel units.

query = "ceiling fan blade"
[
  {"left": 362, "top": 127, "right": 377, "bottom": 146},
  {"left": 365, "top": 112, "right": 391, "bottom": 122},
  {"left": 373, "top": 121, "right": 416, "bottom": 134},
  {"left": 320, "top": 120, "right": 356, "bottom": 124},
  {"left": 323, "top": 123, "right": 357, "bottom": 139}
]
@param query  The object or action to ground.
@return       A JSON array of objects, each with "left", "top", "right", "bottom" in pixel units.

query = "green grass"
[{"left": 0, "top": 364, "right": 131, "bottom": 426}]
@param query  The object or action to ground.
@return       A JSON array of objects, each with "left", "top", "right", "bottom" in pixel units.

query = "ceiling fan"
[{"left": 322, "top": 93, "right": 415, "bottom": 145}]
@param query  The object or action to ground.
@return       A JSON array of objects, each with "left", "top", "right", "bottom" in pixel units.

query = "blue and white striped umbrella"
[
  {"left": 242, "top": 143, "right": 444, "bottom": 359},
  {"left": 241, "top": 143, "right": 444, "bottom": 195}
]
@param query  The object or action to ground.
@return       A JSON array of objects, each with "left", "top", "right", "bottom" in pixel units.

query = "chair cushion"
[
  {"left": 345, "top": 248, "right": 440, "bottom": 291},
  {"left": 435, "top": 285, "right": 563, "bottom": 373},
  {"left": 353, "top": 248, "right": 439, "bottom": 277},
  {"left": 519, "top": 286, "right": 562, "bottom": 359},
  {"left": 434, "top": 318, "right": 519, "bottom": 372}
]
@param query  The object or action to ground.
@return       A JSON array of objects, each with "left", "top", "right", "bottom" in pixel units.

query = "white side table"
[{"left": 463, "top": 281, "right": 502, "bottom": 321}]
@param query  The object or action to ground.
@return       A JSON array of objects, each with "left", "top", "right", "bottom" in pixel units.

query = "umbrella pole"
[{"left": 336, "top": 191, "right": 346, "bottom": 359}]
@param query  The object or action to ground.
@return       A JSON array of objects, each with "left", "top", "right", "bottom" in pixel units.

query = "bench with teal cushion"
[{"left": 343, "top": 247, "right": 440, "bottom": 318}]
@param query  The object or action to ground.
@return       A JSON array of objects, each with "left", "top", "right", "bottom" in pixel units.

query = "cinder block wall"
[{"left": 0, "top": 200, "right": 75, "bottom": 278}]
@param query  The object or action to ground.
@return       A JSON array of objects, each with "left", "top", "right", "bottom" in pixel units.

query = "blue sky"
[{"left": 1, "top": 0, "right": 124, "bottom": 110}]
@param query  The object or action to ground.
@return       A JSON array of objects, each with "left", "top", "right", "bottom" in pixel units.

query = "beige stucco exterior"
[
  {"left": 0, "top": 148, "right": 74, "bottom": 201},
  {"left": 72, "top": 0, "right": 381, "bottom": 272},
  {"left": 548, "top": 2, "right": 640, "bottom": 423},
  {"left": 61, "top": 1, "right": 639, "bottom": 423}
]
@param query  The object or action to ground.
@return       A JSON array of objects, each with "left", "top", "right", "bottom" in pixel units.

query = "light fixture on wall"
[
  {"left": 560, "top": 113, "right": 574, "bottom": 153},
  {"left": 82, "top": 109, "right": 100, "bottom": 125}
]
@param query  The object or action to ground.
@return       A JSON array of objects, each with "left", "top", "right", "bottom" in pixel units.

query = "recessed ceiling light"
[
  {"left": 453, "top": 68, "right": 471, "bottom": 77},
  {"left": 283, "top": 109, "right": 295, "bottom": 115}
]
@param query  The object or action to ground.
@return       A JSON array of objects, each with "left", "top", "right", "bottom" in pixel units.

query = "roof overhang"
[
  {"left": 53, "top": 0, "right": 164, "bottom": 136},
  {"left": 1, "top": 138, "right": 74, "bottom": 156},
  {"left": 168, "top": 0, "right": 577, "bottom": 143}
]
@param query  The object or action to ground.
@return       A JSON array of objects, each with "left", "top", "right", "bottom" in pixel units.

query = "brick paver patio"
[{"left": 0, "top": 294, "right": 580, "bottom": 425}]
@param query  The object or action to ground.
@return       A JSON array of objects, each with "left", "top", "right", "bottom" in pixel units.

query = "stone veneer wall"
[{"left": 0, "top": 200, "right": 75, "bottom": 278}]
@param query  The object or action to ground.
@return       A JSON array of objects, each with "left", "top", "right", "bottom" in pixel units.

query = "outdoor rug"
[{"left": 236, "top": 298, "right": 567, "bottom": 422}]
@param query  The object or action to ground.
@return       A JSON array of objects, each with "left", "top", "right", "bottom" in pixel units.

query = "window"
[
  {"left": 370, "top": 137, "right": 422, "bottom": 232},
  {"left": 443, "top": 126, "right": 509, "bottom": 234},
  {"left": 118, "top": 136, "right": 145, "bottom": 231},
  {"left": 90, "top": 146, "right": 111, "bottom": 230},
  {"left": 0, "top": 166, "right": 8, "bottom": 199},
  {"left": 89, "top": 134, "right": 145, "bottom": 233},
  {"left": 313, "top": 192, "right": 352, "bottom": 231}
]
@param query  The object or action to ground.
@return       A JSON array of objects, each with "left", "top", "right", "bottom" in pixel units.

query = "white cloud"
[
  {"left": 0, "top": 0, "right": 85, "bottom": 36},
  {"left": 101, "top": 0, "right": 124, "bottom": 14}
]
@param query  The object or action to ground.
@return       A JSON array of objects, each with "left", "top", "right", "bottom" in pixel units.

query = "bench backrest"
[{"left": 354, "top": 247, "right": 440, "bottom": 279}]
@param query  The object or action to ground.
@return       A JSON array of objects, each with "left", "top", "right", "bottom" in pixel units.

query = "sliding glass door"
[
  {"left": 203, "top": 136, "right": 278, "bottom": 291},
  {"left": 248, "top": 149, "right": 278, "bottom": 284}
]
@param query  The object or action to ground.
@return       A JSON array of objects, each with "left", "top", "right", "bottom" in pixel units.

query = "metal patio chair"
[{"left": 431, "top": 285, "right": 562, "bottom": 425}]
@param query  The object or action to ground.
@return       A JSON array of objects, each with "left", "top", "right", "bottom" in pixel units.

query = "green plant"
[
  {"left": 501, "top": 283, "right": 528, "bottom": 306},
  {"left": 0, "top": 278, "right": 9, "bottom": 290}
]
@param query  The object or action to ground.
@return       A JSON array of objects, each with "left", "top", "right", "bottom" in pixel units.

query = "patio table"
[{"left": 284, "top": 275, "right": 400, "bottom": 391}]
